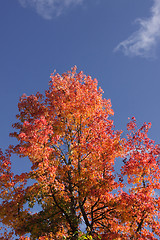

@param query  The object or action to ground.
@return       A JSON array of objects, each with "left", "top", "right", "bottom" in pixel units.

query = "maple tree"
[{"left": 0, "top": 67, "right": 160, "bottom": 240}]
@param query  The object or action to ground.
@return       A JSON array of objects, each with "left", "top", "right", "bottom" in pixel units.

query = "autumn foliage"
[{"left": 0, "top": 67, "right": 160, "bottom": 239}]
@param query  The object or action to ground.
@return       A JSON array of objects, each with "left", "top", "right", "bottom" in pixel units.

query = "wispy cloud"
[
  {"left": 18, "top": 0, "right": 86, "bottom": 19},
  {"left": 114, "top": 0, "right": 160, "bottom": 58}
]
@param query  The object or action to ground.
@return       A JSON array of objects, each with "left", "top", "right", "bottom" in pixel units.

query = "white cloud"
[
  {"left": 114, "top": 0, "right": 160, "bottom": 58},
  {"left": 18, "top": 0, "right": 85, "bottom": 19}
]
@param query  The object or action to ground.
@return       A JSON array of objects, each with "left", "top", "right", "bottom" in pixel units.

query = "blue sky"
[{"left": 0, "top": 0, "right": 160, "bottom": 173}]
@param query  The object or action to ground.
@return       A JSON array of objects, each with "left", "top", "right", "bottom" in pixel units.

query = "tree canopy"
[{"left": 0, "top": 67, "right": 160, "bottom": 239}]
